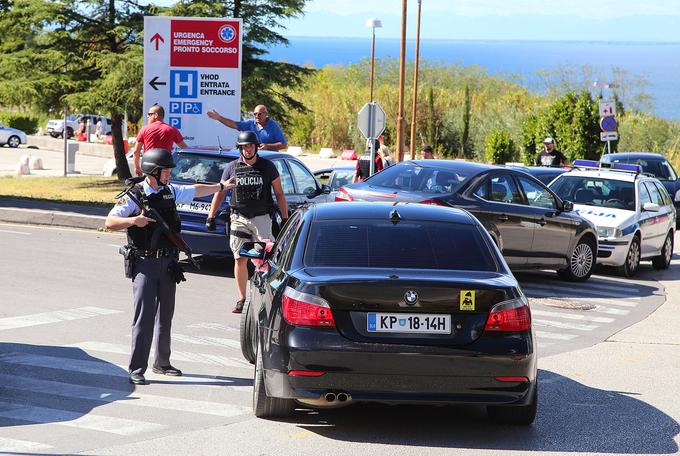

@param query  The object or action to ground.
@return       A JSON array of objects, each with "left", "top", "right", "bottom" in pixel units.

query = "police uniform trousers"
[{"left": 129, "top": 254, "right": 177, "bottom": 375}]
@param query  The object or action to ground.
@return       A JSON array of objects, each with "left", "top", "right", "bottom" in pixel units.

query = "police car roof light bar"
[
  {"left": 572, "top": 159, "right": 600, "bottom": 169},
  {"left": 610, "top": 163, "right": 643, "bottom": 174}
]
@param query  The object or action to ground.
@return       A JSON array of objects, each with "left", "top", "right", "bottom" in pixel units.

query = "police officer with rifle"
[
  {"left": 106, "top": 148, "right": 234, "bottom": 385},
  {"left": 205, "top": 131, "right": 289, "bottom": 314}
]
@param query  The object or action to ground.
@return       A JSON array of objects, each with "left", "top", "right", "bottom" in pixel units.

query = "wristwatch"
[{"left": 219, "top": 182, "right": 224, "bottom": 191}]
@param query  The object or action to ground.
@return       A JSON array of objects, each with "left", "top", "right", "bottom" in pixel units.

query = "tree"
[
  {"left": 485, "top": 129, "right": 517, "bottom": 164},
  {"left": 166, "top": 0, "right": 314, "bottom": 125}
]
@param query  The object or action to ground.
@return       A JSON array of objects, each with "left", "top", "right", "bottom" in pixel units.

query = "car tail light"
[
  {"left": 335, "top": 187, "right": 354, "bottom": 202},
  {"left": 419, "top": 199, "right": 446, "bottom": 206},
  {"left": 495, "top": 376, "right": 529, "bottom": 382},
  {"left": 288, "top": 370, "right": 326, "bottom": 377},
  {"left": 283, "top": 287, "right": 335, "bottom": 327},
  {"left": 484, "top": 297, "right": 531, "bottom": 332}
]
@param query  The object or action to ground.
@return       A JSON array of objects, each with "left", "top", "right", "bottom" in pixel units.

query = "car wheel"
[
  {"left": 49, "top": 132, "right": 60, "bottom": 138},
  {"left": 239, "top": 296, "right": 256, "bottom": 364},
  {"left": 253, "top": 343, "right": 294, "bottom": 418},
  {"left": 66, "top": 127, "right": 74, "bottom": 138},
  {"left": 557, "top": 237, "right": 595, "bottom": 282},
  {"left": 7, "top": 135, "right": 20, "bottom": 148},
  {"left": 487, "top": 383, "right": 537, "bottom": 425},
  {"left": 617, "top": 235, "right": 641, "bottom": 277},
  {"left": 652, "top": 232, "right": 673, "bottom": 270}
]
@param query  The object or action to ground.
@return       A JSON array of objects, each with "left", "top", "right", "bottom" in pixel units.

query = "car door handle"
[
  {"left": 538, "top": 218, "right": 547, "bottom": 226},
  {"left": 498, "top": 215, "right": 509, "bottom": 222}
]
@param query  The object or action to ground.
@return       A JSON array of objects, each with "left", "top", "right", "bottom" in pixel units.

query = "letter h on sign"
[{"left": 170, "top": 70, "right": 198, "bottom": 99}]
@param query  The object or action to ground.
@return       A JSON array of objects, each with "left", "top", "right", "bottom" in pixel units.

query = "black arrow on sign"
[{"left": 149, "top": 76, "right": 166, "bottom": 91}]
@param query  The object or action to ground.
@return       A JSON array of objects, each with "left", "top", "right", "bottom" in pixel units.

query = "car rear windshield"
[
  {"left": 171, "top": 153, "right": 234, "bottom": 184},
  {"left": 549, "top": 175, "right": 636, "bottom": 210},
  {"left": 365, "top": 162, "right": 472, "bottom": 194},
  {"left": 304, "top": 220, "right": 498, "bottom": 271},
  {"left": 607, "top": 158, "right": 678, "bottom": 181}
]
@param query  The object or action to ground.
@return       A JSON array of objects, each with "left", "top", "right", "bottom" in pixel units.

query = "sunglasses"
[
  {"left": 147, "top": 112, "right": 156, "bottom": 116},
  {"left": 253, "top": 112, "right": 265, "bottom": 116}
]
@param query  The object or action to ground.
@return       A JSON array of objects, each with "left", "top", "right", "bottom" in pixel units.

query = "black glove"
[
  {"left": 206, "top": 217, "right": 216, "bottom": 231},
  {"left": 168, "top": 261, "right": 186, "bottom": 284}
]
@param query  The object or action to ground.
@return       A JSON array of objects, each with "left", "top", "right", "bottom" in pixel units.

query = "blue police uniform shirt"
[
  {"left": 108, "top": 180, "right": 196, "bottom": 217},
  {"left": 234, "top": 118, "right": 287, "bottom": 145}
]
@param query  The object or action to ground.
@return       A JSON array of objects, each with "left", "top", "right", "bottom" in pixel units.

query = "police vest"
[
  {"left": 229, "top": 160, "right": 272, "bottom": 217},
  {"left": 126, "top": 184, "right": 181, "bottom": 251},
  {"left": 357, "top": 154, "right": 372, "bottom": 181}
]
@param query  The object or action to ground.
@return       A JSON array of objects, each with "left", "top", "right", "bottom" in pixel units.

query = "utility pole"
[
  {"left": 395, "top": 0, "right": 407, "bottom": 162},
  {"left": 409, "top": 0, "right": 423, "bottom": 159}
]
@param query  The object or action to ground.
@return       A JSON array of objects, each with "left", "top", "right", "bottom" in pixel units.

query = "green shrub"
[
  {"left": 485, "top": 129, "right": 517, "bottom": 164},
  {"left": 0, "top": 112, "right": 40, "bottom": 134}
]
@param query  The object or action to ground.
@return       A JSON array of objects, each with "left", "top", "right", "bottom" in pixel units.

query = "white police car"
[{"left": 549, "top": 160, "right": 675, "bottom": 276}]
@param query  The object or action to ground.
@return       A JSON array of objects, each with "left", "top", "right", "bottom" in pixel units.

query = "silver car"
[{"left": 0, "top": 124, "right": 27, "bottom": 148}]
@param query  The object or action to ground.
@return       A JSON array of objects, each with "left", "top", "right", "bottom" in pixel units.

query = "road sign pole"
[{"left": 607, "top": 140, "right": 611, "bottom": 155}]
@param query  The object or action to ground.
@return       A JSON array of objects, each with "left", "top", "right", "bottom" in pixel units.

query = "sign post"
[
  {"left": 357, "top": 102, "right": 386, "bottom": 176},
  {"left": 144, "top": 16, "right": 242, "bottom": 149},
  {"left": 599, "top": 100, "right": 618, "bottom": 155}
]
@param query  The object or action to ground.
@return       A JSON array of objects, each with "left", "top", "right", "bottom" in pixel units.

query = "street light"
[
  {"left": 365, "top": 18, "right": 382, "bottom": 102},
  {"left": 409, "top": 0, "right": 423, "bottom": 160}
]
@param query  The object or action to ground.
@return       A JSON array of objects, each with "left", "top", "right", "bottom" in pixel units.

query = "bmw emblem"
[{"left": 404, "top": 290, "right": 418, "bottom": 306}]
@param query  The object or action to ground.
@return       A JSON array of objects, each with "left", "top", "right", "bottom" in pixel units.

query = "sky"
[{"left": 280, "top": 0, "right": 680, "bottom": 42}]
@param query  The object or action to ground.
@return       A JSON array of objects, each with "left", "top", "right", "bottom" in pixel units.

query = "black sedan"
[
  {"left": 337, "top": 160, "right": 598, "bottom": 281},
  {"left": 240, "top": 202, "right": 537, "bottom": 424},
  {"left": 169, "top": 147, "right": 333, "bottom": 257}
]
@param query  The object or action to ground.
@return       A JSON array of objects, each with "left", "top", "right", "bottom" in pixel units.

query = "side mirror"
[
  {"left": 562, "top": 200, "right": 574, "bottom": 212},
  {"left": 643, "top": 202, "right": 660, "bottom": 212},
  {"left": 238, "top": 241, "right": 267, "bottom": 259},
  {"left": 321, "top": 184, "right": 332, "bottom": 194}
]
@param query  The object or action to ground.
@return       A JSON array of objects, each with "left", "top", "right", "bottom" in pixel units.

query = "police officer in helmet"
[
  {"left": 106, "top": 148, "right": 234, "bottom": 385},
  {"left": 206, "top": 131, "right": 289, "bottom": 313}
]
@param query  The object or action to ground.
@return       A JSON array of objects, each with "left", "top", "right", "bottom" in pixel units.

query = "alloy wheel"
[{"left": 570, "top": 242, "right": 594, "bottom": 278}]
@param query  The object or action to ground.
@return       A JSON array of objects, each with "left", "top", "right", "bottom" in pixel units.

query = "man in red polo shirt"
[{"left": 133, "top": 104, "right": 189, "bottom": 176}]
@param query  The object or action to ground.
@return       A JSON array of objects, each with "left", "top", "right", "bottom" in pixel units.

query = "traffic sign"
[
  {"left": 601, "top": 131, "right": 619, "bottom": 142},
  {"left": 599, "top": 100, "right": 616, "bottom": 117},
  {"left": 600, "top": 116, "right": 618, "bottom": 132},
  {"left": 358, "top": 102, "right": 386, "bottom": 139},
  {"left": 144, "top": 16, "right": 242, "bottom": 147}
]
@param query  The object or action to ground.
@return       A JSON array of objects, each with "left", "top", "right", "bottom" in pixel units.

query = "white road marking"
[
  {"left": 0, "top": 374, "right": 249, "bottom": 417},
  {"left": 173, "top": 333, "right": 241, "bottom": 349},
  {"left": 531, "top": 309, "right": 615, "bottom": 323},
  {"left": 108, "top": 243, "right": 122, "bottom": 248},
  {"left": 583, "top": 297, "right": 638, "bottom": 308},
  {"left": 534, "top": 331, "right": 578, "bottom": 340},
  {"left": 0, "top": 229, "right": 31, "bottom": 235},
  {"left": 0, "top": 437, "right": 52, "bottom": 453},
  {"left": 591, "top": 306, "right": 630, "bottom": 316},
  {"left": 70, "top": 341, "right": 252, "bottom": 368},
  {"left": 0, "top": 401, "right": 164, "bottom": 436},
  {"left": 533, "top": 319, "right": 598, "bottom": 331},
  {"left": 0, "top": 352, "right": 127, "bottom": 377},
  {"left": 187, "top": 322, "right": 238, "bottom": 332},
  {"left": 0, "top": 307, "right": 122, "bottom": 332},
  {"left": 522, "top": 283, "right": 640, "bottom": 300}
]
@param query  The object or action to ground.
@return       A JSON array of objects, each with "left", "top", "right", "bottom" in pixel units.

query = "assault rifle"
[{"left": 115, "top": 176, "right": 200, "bottom": 269}]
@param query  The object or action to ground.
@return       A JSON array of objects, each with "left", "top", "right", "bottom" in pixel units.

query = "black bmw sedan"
[
  {"left": 337, "top": 160, "right": 598, "bottom": 281},
  {"left": 240, "top": 202, "right": 537, "bottom": 424}
]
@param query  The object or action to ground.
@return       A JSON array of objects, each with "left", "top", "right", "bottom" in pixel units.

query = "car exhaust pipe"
[
  {"left": 337, "top": 392, "right": 349, "bottom": 402},
  {"left": 324, "top": 392, "right": 336, "bottom": 402},
  {"left": 296, "top": 391, "right": 353, "bottom": 408}
]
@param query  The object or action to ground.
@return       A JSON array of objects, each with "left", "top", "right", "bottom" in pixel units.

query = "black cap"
[{"left": 236, "top": 131, "right": 260, "bottom": 146}]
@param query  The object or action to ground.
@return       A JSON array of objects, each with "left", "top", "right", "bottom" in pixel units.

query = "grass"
[{"left": 0, "top": 176, "right": 126, "bottom": 207}]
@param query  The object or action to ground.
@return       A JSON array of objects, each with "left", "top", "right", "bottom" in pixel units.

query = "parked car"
[
  {"left": 549, "top": 160, "right": 675, "bottom": 276},
  {"left": 505, "top": 164, "right": 569, "bottom": 186},
  {"left": 239, "top": 201, "right": 537, "bottom": 424},
  {"left": 0, "top": 124, "right": 27, "bottom": 148},
  {"left": 102, "top": 151, "right": 135, "bottom": 177},
  {"left": 313, "top": 166, "right": 355, "bottom": 199},
  {"left": 337, "top": 160, "right": 598, "bottom": 281},
  {"left": 600, "top": 152, "right": 680, "bottom": 226},
  {"left": 47, "top": 114, "right": 113, "bottom": 139},
  {"left": 169, "top": 147, "right": 333, "bottom": 257}
]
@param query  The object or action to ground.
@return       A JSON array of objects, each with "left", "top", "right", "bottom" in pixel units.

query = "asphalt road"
[{"left": 0, "top": 223, "right": 677, "bottom": 455}]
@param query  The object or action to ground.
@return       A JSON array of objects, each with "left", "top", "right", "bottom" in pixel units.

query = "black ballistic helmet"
[
  {"left": 141, "top": 148, "right": 176, "bottom": 175},
  {"left": 236, "top": 131, "right": 260, "bottom": 147}
]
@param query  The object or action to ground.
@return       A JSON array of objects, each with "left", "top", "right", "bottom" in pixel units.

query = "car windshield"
[
  {"left": 330, "top": 170, "right": 354, "bottom": 190},
  {"left": 171, "top": 153, "right": 234, "bottom": 183},
  {"left": 364, "top": 162, "right": 471, "bottom": 194},
  {"left": 549, "top": 175, "right": 636, "bottom": 210},
  {"left": 606, "top": 158, "right": 678, "bottom": 181},
  {"left": 304, "top": 220, "right": 497, "bottom": 271}
]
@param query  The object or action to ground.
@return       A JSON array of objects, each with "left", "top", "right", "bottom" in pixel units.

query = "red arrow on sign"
[{"left": 150, "top": 33, "right": 164, "bottom": 51}]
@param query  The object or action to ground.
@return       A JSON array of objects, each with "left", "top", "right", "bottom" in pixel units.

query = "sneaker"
[
  {"left": 151, "top": 365, "right": 182, "bottom": 376},
  {"left": 129, "top": 373, "right": 146, "bottom": 385},
  {"left": 232, "top": 299, "right": 246, "bottom": 314}
]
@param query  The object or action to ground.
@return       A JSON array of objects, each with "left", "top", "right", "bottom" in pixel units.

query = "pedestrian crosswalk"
[{"left": 518, "top": 273, "right": 660, "bottom": 353}]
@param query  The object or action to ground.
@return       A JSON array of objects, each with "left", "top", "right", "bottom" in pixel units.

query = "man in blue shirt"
[{"left": 207, "top": 104, "right": 287, "bottom": 151}]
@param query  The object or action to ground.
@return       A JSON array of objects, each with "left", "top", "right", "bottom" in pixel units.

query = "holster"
[
  {"left": 119, "top": 245, "right": 137, "bottom": 280},
  {"left": 168, "top": 261, "right": 186, "bottom": 285}
]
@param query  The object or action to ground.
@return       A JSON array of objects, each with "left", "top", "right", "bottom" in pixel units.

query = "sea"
[{"left": 263, "top": 37, "right": 680, "bottom": 121}]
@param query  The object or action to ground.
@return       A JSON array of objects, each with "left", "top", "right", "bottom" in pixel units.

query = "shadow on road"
[
  {"left": 292, "top": 369, "right": 678, "bottom": 453},
  {"left": 0, "top": 343, "right": 133, "bottom": 428}
]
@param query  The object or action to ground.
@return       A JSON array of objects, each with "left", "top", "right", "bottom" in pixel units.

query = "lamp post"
[
  {"left": 395, "top": 0, "right": 407, "bottom": 162},
  {"left": 365, "top": 18, "right": 382, "bottom": 102},
  {"left": 409, "top": 0, "right": 423, "bottom": 160}
]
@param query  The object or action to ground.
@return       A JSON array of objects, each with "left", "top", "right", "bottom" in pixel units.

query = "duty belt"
[
  {"left": 136, "top": 248, "right": 179, "bottom": 258},
  {"left": 232, "top": 208, "right": 271, "bottom": 218}
]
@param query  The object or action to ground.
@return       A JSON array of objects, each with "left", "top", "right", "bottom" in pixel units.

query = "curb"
[{"left": 0, "top": 198, "right": 107, "bottom": 231}]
